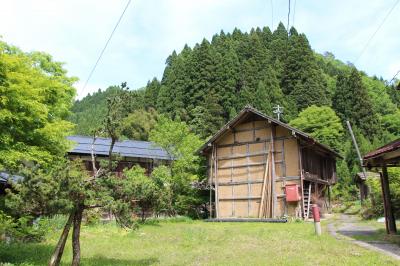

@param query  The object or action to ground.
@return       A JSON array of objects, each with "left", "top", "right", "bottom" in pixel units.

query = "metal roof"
[
  {"left": 0, "top": 172, "right": 24, "bottom": 184},
  {"left": 198, "top": 106, "right": 342, "bottom": 158},
  {"left": 67, "top": 136, "right": 172, "bottom": 160}
]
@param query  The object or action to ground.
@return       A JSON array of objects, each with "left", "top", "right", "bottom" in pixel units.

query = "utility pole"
[
  {"left": 346, "top": 120, "right": 367, "bottom": 203},
  {"left": 273, "top": 105, "right": 284, "bottom": 121}
]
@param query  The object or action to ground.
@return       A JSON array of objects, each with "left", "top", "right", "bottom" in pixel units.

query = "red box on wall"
[{"left": 285, "top": 184, "right": 301, "bottom": 202}]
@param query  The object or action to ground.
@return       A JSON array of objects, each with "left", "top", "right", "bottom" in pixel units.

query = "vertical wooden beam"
[
  {"left": 282, "top": 139, "right": 287, "bottom": 215},
  {"left": 246, "top": 143, "right": 251, "bottom": 217},
  {"left": 214, "top": 145, "right": 220, "bottom": 219},
  {"left": 298, "top": 140, "right": 305, "bottom": 218},
  {"left": 271, "top": 124, "right": 277, "bottom": 218},
  {"left": 231, "top": 145, "right": 234, "bottom": 217},
  {"left": 381, "top": 166, "right": 397, "bottom": 234},
  {"left": 328, "top": 185, "right": 332, "bottom": 212},
  {"left": 209, "top": 148, "right": 214, "bottom": 219}
]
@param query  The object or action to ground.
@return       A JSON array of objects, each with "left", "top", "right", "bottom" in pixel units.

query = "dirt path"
[{"left": 328, "top": 214, "right": 400, "bottom": 260}]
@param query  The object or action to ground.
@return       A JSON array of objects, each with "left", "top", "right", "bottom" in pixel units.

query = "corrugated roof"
[
  {"left": 364, "top": 138, "right": 400, "bottom": 160},
  {"left": 198, "top": 106, "right": 342, "bottom": 158},
  {"left": 67, "top": 136, "right": 172, "bottom": 160}
]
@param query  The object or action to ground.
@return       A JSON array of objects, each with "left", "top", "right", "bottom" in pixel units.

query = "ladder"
[{"left": 303, "top": 182, "right": 312, "bottom": 219}]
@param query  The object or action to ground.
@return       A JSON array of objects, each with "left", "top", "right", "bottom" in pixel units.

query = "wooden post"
[
  {"left": 270, "top": 124, "right": 277, "bottom": 218},
  {"left": 209, "top": 148, "right": 214, "bottom": 219},
  {"left": 214, "top": 145, "right": 220, "bottom": 219},
  {"left": 380, "top": 166, "right": 397, "bottom": 234},
  {"left": 259, "top": 145, "right": 271, "bottom": 218},
  {"left": 230, "top": 145, "right": 235, "bottom": 217},
  {"left": 298, "top": 141, "right": 305, "bottom": 218}
]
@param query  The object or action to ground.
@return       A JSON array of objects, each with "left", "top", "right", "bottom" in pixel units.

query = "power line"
[
  {"left": 80, "top": 0, "right": 132, "bottom": 96},
  {"left": 389, "top": 69, "right": 400, "bottom": 84},
  {"left": 354, "top": 0, "right": 399, "bottom": 63}
]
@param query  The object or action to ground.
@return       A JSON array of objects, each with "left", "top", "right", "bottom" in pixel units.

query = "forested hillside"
[{"left": 70, "top": 23, "right": 400, "bottom": 200}]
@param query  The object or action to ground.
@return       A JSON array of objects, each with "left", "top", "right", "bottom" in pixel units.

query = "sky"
[{"left": 1, "top": 0, "right": 399, "bottom": 99}]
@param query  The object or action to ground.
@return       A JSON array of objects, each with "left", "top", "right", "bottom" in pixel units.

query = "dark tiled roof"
[
  {"left": 364, "top": 138, "right": 400, "bottom": 160},
  {"left": 0, "top": 172, "right": 24, "bottom": 184},
  {"left": 198, "top": 106, "right": 342, "bottom": 158},
  {"left": 67, "top": 136, "right": 172, "bottom": 160}
]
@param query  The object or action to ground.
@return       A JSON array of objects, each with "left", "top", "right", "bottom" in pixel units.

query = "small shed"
[
  {"left": 363, "top": 138, "right": 400, "bottom": 234},
  {"left": 199, "top": 106, "right": 341, "bottom": 220},
  {"left": 354, "top": 172, "right": 380, "bottom": 201},
  {"left": 67, "top": 136, "right": 172, "bottom": 175}
]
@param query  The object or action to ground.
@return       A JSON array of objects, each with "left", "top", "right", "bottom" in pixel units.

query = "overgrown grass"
[
  {"left": 1, "top": 219, "right": 399, "bottom": 265},
  {"left": 332, "top": 200, "right": 362, "bottom": 215}
]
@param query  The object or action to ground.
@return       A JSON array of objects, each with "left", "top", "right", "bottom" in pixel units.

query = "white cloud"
[{"left": 1, "top": 0, "right": 399, "bottom": 99}]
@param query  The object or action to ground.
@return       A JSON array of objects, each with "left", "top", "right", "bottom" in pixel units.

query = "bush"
[
  {"left": 0, "top": 211, "right": 48, "bottom": 243},
  {"left": 362, "top": 168, "right": 400, "bottom": 219}
]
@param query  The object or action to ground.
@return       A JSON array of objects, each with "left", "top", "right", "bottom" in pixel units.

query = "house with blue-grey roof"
[{"left": 67, "top": 136, "right": 172, "bottom": 175}]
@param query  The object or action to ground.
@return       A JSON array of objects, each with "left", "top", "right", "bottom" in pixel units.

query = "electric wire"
[
  {"left": 389, "top": 69, "right": 400, "bottom": 84},
  {"left": 354, "top": 0, "right": 399, "bottom": 63},
  {"left": 80, "top": 0, "right": 132, "bottom": 96}
]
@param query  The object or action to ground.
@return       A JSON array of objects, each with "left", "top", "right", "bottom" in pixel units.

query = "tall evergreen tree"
[
  {"left": 282, "top": 30, "right": 329, "bottom": 111},
  {"left": 333, "top": 68, "right": 379, "bottom": 139}
]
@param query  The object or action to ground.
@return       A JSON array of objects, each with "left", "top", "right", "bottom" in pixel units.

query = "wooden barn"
[
  {"left": 199, "top": 106, "right": 341, "bottom": 220},
  {"left": 67, "top": 136, "right": 172, "bottom": 175}
]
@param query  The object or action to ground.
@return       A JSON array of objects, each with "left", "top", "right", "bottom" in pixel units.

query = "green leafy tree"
[
  {"left": 0, "top": 40, "right": 76, "bottom": 169},
  {"left": 119, "top": 108, "right": 158, "bottom": 141},
  {"left": 149, "top": 116, "right": 205, "bottom": 217},
  {"left": 289, "top": 105, "right": 344, "bottom": 151}
]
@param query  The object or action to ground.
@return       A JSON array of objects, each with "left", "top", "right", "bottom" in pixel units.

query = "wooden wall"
[{"left": 210, "top": 119, "right": 301, "bottom": 218}]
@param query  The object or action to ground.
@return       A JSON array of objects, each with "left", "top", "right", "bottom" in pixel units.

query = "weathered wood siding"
[{"left": 211, "top": 119, "right": 301, "bottom": 218}]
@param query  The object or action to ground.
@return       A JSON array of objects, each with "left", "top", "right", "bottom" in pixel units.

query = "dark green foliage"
[
  {"left": 119, "top": 108, "right": 158, "bottom": 141},
  {"left": 69, "top": 86, "right": 122, "bottom": 136},
  {"left": 333, "top": 68, "right": 379, "bottom": 140},
  {"left": 71, "top": 24, "right": 399, "bottom": 147},
  {"left": 282, "top": 30, "right": 329, "bottom": 110}
]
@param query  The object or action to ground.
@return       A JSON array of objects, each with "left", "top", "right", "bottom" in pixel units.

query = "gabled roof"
[
  {"left": 354, "top": 171, "right": 380, "bottom": 181},
  {"left": 67, "top": 136, "right": 172, "bottom": 161},
  {"left": 363, "top": 138, "right": 400, "bottom": 167},
  {"left": 199, "top": 106, "right": 342, "bottom": 158},
  {"left": 364, "top": 138, "right": 400, "bottom": 160}
]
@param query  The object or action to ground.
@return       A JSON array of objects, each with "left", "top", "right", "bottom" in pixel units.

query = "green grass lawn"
[{"left": 1, "top": 219, "right": 399, "bottom": 266}]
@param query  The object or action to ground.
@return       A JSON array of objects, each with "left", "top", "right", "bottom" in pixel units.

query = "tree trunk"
[
  {"left": 108, "top": 137, "right": 116, "bottom": 172},
  {"left": 48, "top": 213, "right": 74, "bottom": 266},
  {"left": 71, "top": 206, "right": 84, "bottom": 266}
]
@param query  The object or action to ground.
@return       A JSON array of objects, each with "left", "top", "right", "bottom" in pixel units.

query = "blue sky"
[{"left": 1, "top": 0, "right": 399, "bottom": 99}]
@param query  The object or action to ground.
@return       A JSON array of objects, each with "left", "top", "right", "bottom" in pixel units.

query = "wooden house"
[
  {"left": 67, "top": 136, "right": 172, "bottom": 175},
  {"left": 199, "top": 106, "right": 341, "bottom": 220},
  {"left": 363, "top": 138, "right": 400, "bottom": 234}
]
